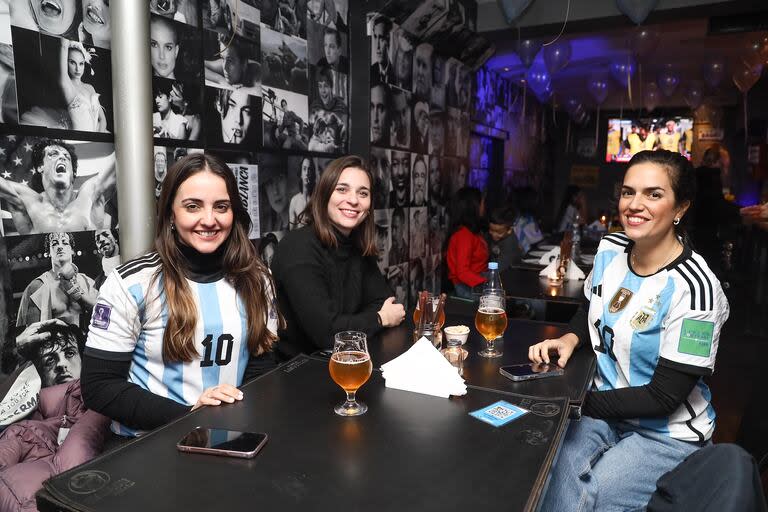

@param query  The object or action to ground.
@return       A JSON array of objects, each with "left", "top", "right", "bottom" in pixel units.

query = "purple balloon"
[
  {"left": 587, "top": 74, "right": 611, "bottom": 105},
  {"left": 609, "top": 56, "right": 636, "bottom": 87},
  {"left": 543, "top": 40, "right": 571, "bottom": 75},
  {"left": 657, "top": 66, "right": 680, "bottom": 97},
  {"left": 702, "top": 59, "right": 726, "bottom": 89},
  {"left": 526, "top": 64, "right": 551, "bottom": 100},
  {"left": 564, "top": 97, "right": 582, "bottom": 116},
  {"left": 516, "top": 39, "right": 541, "bottom": 69},
  {"left": 683, "top": 81, "right": 704, "bottom": 110}
]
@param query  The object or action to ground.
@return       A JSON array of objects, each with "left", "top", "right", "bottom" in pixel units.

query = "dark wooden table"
[
  {"left": 501, "top": 268, "right": 587, "bottom": 304},
  {"left": 38, "top": 357, "right": 570, "bottom": 512}
]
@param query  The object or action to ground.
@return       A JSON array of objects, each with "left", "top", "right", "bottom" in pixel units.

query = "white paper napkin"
[
  {"left": 539, "top": 258, "right": 586, "bottom": 280},
  {"left": 381, "top": 338, "right": 467, "bottom": 398},
  {"left": 537, "top": 246, "right": 560, "bottom": 265}
]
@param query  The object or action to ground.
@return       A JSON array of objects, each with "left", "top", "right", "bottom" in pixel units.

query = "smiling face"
[
  {"left": 327, "top": 167, "right": 371, "bottom": 236},
  {"left": 318, "top": 77, "right": 332, "bottom": 106},
  {"left": 40, "top": 145, "right": 74, "bottom": 191},
  {"left": 82, "top": 0, "right": 110, "bottom": 38},
  {"left": 31, "top": 0, "right": 77, "bottom": 35},
  {"left": 94, "top": 229, "right": 116, "bottom": 257},
  {"left": 619, "top": 161, "right": 688, "bottom": 247},
  {"left": 391, "top": 151, "right": 408, "bottom": 193},
  {"left": 67, "top": 48, "right": 85, "bottom": 79},
  {"left": 150, "top": 18, "right": 178, "bottom": 78},
  {"left": 48, "top": 233, "right": 73, "bottom": 267},
  {"left": 171, "top": 171, "right": 234, "bottom": 253},
  {"left": 220, "top": 90, "right": 252, "bottom": 144}
]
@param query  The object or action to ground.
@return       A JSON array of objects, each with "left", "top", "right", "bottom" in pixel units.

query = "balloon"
[
  {"left": 525, "top": 64, "right": 551, "bottom": 100},
  {"left": 683, "top": 81, "right": 704, "bottom": 110},
  {"left": 643, "top": 82, "right": 660, "bottom": 112},
  {"left": 615, "top": 0, "right": 659, "bottom": 25},
  {"left": 657, "top": 65, "right": 680, "bottom": 97},
  {"left": 702, "top": 59, "right": 726, "bottom": 89},
  {"left": 497, "top": 0, "right": 534, "bottom": 24},
  {"left": 743, "top": 36, "right": 768, "bottom": 67},
  {"left": 630, "top": 27, "right": 659, "bottom": 57},
  {"left": 516, "top": 39, "right": 541, "bottom": 69},
  {"left": 564, "top": 97, "right": 582, "bottom": 116},
  {"left": 732, "top": 62, "right": 763, "bottom": 94},
  {"left": 609, "top": 55, "right": 636, "bottom": 87},
  {"left": 587, "top": 73, "right": 611, "bottom": 105},
  {"left": 543, "top": 40, "right": 571, "bottom": 75}
]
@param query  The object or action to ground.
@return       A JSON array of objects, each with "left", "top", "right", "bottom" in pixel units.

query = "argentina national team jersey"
[
  {"left": 585, "top": 233, "right": 729, "bottom": 442},
  {"left": 85, "top": 253, "right": 278, "bottom": 437}
]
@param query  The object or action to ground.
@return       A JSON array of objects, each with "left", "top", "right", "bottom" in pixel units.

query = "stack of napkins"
[
  {"left": 539, "top": 257, "right": 586, "bottom": 280},
  {"left": 381, "top": 338, "right": 467, "bottom": 398}
]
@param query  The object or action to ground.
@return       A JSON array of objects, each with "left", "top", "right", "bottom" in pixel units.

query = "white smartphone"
[
  {"left": 177, "top": 427, "right": 268, "bottom": 459},
  {"left": 499, "top": 363, "right": 564, "bottom": 382}
]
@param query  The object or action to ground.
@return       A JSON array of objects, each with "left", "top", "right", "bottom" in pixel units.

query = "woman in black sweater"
[{"left": 271, "top": 155, "right": 405, "bottom": 360}]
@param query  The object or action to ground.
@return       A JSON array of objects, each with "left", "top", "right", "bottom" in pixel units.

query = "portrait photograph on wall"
[
  {"left": 370, "top": 146, "right": 390, "bottom": 209},
  {"left": 260, "top": 0, "right": 307, "bottom": 38},
  {"left": 152, "top": 78, "right": 202, "bottom": 141},
  {"left": 285, "top": 155, "right": 317, "bottom": 230},
  {"left": 374, "top": 208, "right": 390, "bottom": 272},
  {"left": 258, "top": 153, "right": 298, "bottom": 236},
  {"left": 306, "top": 20, "right": 347, "bottom": 73},
  {"left": 261, "top": 26, "right": 308, "bottom": 95},
  {"left": 203, "top": 30, "right": 261, "bottom": 96},
  {"left": 204, "top": 85, "right": 261, "bottom": 148},
  {"left": 149, "top": 0, "right": 199, "bottom": 27},
  {"left": 387, "top": 205, "right": 409, "bottom": 267},
  {"left": 12, "top": 28, "right": 113, "bottom": 134},
  {"left": 149, "top": 14, "right": 201, "bottom": 83},
  {"left": 389, "top": 87, "right": 411, "bottom": 150},
  {"left": 0, "top": 136, "right": 117, "bottom": 237},
  {"left": 308, "top": 64, "right": 347, "bottom": 154},
  {"left": 262, "top": 86, "right": 308, "bottom": 150},
  {"left": 389, "top": 149, "right": 410, "bottom": 209},
  {"left": 307, "top": 0, "right": 348, "bottom": 31},
  {"left": 203, "top": 0, "right": 260, "bottom": 41}
]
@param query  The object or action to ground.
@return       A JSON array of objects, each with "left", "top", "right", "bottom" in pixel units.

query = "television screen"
[{"left": 606, "top": 117, "right": 694, "bottom": 163}]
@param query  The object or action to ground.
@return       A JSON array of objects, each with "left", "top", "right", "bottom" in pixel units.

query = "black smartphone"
[
  {"left": 177, "top": 427, "right": 268, "bottom": 458},
  {"left": 499, "top": 363, "right": 564, "bottom": 382}
]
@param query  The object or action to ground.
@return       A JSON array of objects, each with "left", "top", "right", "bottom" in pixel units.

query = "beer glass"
[
  {"left": 475, "top": 295, "right": 508, "bottom": 358},
  {"left": 329, "top": 331, "right": 372, "bottom": 416}
]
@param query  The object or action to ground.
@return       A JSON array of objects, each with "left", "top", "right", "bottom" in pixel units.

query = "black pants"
[{"left": 647, "top": 443, "right": 767, "bottom": 511}]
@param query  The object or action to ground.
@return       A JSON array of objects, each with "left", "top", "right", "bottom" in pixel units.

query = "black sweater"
[{"left": 271, "top": 225, "right": 392, "bottom": 360}]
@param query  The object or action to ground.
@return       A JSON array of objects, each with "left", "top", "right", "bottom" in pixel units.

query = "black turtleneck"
[
  {"left": 178, "top": 243, "right": 226, "bottom": 283},
  {"left": 271, "top": 224, "right": 392, "bottom": 360}
]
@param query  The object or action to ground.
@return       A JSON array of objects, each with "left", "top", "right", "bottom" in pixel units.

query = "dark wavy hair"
[
  {"left": 449, "top": 186, "right": 483, "bottom": 234},
  {"left": 626, "top": 149, "right": 696, "bottom": 239},
  {"left": 299, "top": 155, "right": 377, "bottom": 256},
  {"left": 30, "top": 139, "right": 79, "bottom": 192},
  {"left": 154, "top": 153, "right": 283, "bottom": 362}
]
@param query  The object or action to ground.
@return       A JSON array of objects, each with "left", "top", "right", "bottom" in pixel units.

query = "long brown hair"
[
  {"left": 299, "top": 155, "right": 377, "bottom": 256},
  {"left": 155, "top": 153, "right": 283, "bottom": 363}
]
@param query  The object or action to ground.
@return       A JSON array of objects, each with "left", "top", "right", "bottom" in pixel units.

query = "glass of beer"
[
  {"left": 475, "top": 295, "right": 508, "bottom": 358},
  {"left": 329, "top": 331, "right": 373, "bottom": 416}
]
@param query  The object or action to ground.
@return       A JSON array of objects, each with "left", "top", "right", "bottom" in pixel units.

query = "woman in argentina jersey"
[
  {"left": 82, "top": 154, "right": 282, "bottom": 437},
  {"left": 529, "top": 150, "right": 729, "bottom": 511}
]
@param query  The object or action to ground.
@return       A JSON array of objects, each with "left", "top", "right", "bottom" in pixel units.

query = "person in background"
[
  {"left": 150, "top": 16, "right": 179, "bottom": 79},
  {"left": 259, "top": 233, "right": 279, "bottom": 269},
  {"left": 271, "top": 155, "right": 405, "bottom": 360},
  {"left": 659, "top": 119, "right": 682, "bottom": 153},
  {"left": 556, "top": 185, "right": 587, "bottom": 233},
  {"left": 512, "top": 186, "right": 544, "bottom": 254},
  {"left": 60, "top": 39, "right": 108, "bottom": 132},
  {"left": 82, "top": 153, "right": 281, "bottom": 437},
  {"left": 529, "top": 150, "right": 729, "bottom": 511},
  {"left": 18, "top": 322, "right": 83, "bottom": 388},
  {"left": 446, "top": 187, "right": 487, "bottom": 299},
  {"left": 93, "top": 228, "right": 120, "bottom": 290},
  {"left": 370, "top": 15, "right": 394, "bottom": 85},
  {"left": 486, "top": 205, "right": 522, "bottom": 270},
  {"left": 289, "top": 157, "right": 316, "bottom": 230}
]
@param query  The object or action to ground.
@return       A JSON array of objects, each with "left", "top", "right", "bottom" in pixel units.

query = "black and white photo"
[
  {"left": 258, "top": 153, "right": 298, "bottom": 236},
  {"left": 370, "top": 146, "right": 390, "bottom": 209},
  {"left": 390, "top": 26, "right": 413, "bottom": 90},
  {"left": 287, "top": 155, "right": 316, "bottom": 230},
  {"left": 153, "top": 78, "right": 201, "bottom": 141},
  {"left": 203, "top": 0, "right": 260, "bottom": 41},
  {"left": 308, "top": 64, "right": 347, "bottom": 153},
  {"left": 369, "top": 14, "right": 394, "bottom": 85},
  {"left": 400, "top": 0, "right": 447, "bottom": 40},
  {"left": 409, "top": 207, "right": 427, "bottom": 260},
  {"left": 10, "top": 0, "right": 82, "bottom": 41},
  {"left": 412, "top": 42, "right": 432, "bottom": 100},
  {"left": 389, "top": 150, "right": 410, "bottom": 209},
  {"left": 389, "top": 88, "right": 411, "bottom": 149},
  {"left": 385, "top": 262, "right": 408, "bottom": 310},
  {"left": 412, "top": 99, "right": 429, "bottom": 153},
  {"left": 149, "top": 0, "right": 198, "bottom": 27},
  {"left": 227, "top": 161, "right": 260, "bottom": 238},
  {"left": 408, "top": 256, "right": 424, "bottom": 307},
  {"left": 445, "top": 106, "right": 460, "bottom": 156},
  {"left": 374, "top": 208, "right": 390, "bottom": 272},
  {"left": 262, "top": 87, "right": 309, "bottom": 150},
  {"left": 410, "top": 154, "right": 427, "bottom": 207},
  {"left": 79, "top": 0, "right": 112, "bottom": 49},
  {"left": 430, "top": 54, "right": 446, "bottom": 109},
  {"left": 204, "top": 85, "right": 261, "bottom": 147},
  {"left": 370, "top": 83, "right": 390, "bottom": 146},
  {"left": 429, "top": 110, "right": 444, "bottom": 155},
  {"left": 307, "top": 21, "right": 347, "bottom": 73},
  {"left": 307, "top": 0, "right": 347, "bottom": 31},
  {"left": 261, "top": 26, "right": 308, "bottom": 94},
  {"left": 428, "top": 205, "right": 446, "bottom": 256},
  {"left": 204, "top": 30, "right": 261, "bottom": 96},
  {"left": 261, "top": 0, "right": 307, "bottom": 38},
  {"left": 149, "top": 15, "right": 200, "bottom": 83},
  {"left": 428, "top": 155, "right": 446, "bottom": 209},
  {"left": 13, "top": 28, "right": 112, "bottom": 133},
  {"left": 388, "top": 206, "right": 408, "bottom": 265},
  {"left": 0, "top": 136, "right": 117, "bottom": 236},
  {"left": 93, "top": 227, "right": 120, "bottom": 289},
  {"left": 0, "top": 42, "right": 18, "bottom": 126}
]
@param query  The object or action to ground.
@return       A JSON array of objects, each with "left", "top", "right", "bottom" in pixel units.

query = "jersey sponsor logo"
[
  {"left": 608, "top": 287, "right": 633, "bottom": 313},
  {"left": 92, "top": 303, "right": 112, "bottom": 330},
  {"left": 678, "top": 318, "right": 714, "bottom": 357}
]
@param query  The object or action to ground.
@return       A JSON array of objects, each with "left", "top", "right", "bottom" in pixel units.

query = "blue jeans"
[{"left": 540, "top": 416, "right": 703, "bottom": 512}]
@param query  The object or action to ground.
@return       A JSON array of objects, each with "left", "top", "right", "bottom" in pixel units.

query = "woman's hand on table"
[
  {"left": 378, "top": 296, "right": 406, "bottom": 327},
  {"left": 192, "top": 384, "right": 244, "bottom": 411},
  {"left": 528, "top": 333, "right": 580, "bottom": 368}
]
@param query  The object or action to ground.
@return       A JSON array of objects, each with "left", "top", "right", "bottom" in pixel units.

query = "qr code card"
[{"left": 469, "top": 400, "right": 528, "bottom": 427}]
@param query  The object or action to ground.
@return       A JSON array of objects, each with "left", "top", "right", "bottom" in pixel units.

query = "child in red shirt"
[{"left": 446, "top": 187, "right": 488, "bottom": 299}]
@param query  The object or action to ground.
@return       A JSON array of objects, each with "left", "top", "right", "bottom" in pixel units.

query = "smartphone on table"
[
  {"left": 177, "top": 427, "right": 268, "bottom": 458},
  {"left": 499, "top": 363, "right": 564, "bottom": 382}
]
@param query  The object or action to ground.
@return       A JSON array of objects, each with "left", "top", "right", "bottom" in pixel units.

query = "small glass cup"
[
  {"left": 441, "top": 339, "right": 468, "bottom": 376},
  {"left": 413, "top": 322, "right": 441, "bottom": 348}
]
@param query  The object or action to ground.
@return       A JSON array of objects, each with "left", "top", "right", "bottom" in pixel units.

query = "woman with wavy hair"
[
  {"left": 271, "top": 155, "right": 405, "bottom": 360},
  {"left": 82, "top": 153, "right": 282, "bottom": 437}
]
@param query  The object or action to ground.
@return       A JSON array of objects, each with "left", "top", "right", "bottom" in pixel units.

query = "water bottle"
[{"left": 482, "top": 262, "right": 505, "bottom": 309}]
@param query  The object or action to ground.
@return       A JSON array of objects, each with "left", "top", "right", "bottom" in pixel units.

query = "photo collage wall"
[
  {"left": 0, "top": 0, "right": 351, "bottom": 386},
  {"left": 368, "top": 5, "right": 474, "bottom": 310}
]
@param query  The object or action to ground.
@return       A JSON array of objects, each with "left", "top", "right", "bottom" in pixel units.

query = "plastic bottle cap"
[{"left": 488, "top": 262, "right": 498, "bottom": 270}]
